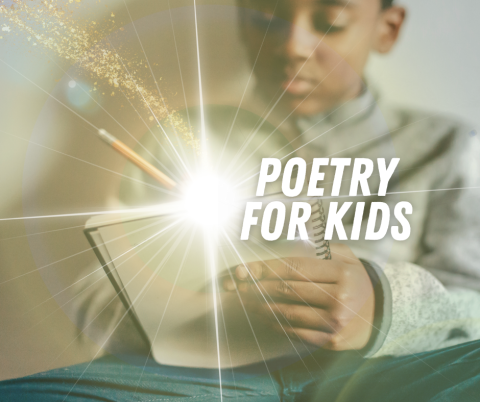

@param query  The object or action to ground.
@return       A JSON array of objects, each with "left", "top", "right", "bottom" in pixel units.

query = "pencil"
[{"left": 96, "top": 129, "right": 177, "bottom": 190}]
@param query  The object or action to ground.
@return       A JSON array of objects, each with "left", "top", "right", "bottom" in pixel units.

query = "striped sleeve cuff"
[{"left": 359, "top": 259, "right": 393, "bottom": 357}]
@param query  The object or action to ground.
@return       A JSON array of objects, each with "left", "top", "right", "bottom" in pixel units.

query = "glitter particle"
[{"left": 0, "top": 0, "right": 199, "bottom": 151}]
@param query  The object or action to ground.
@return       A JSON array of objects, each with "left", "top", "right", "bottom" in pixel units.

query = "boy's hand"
[{"left": 223, "top": 244, "right": 375, "bottom": 350}]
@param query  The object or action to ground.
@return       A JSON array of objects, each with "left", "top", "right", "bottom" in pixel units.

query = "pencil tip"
[{"left": 97, "top": 128, "right": 116, "bottom": 145}]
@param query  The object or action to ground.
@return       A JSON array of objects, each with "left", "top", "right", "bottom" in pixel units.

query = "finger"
[
  {"left": 236, "top": 257, "right": 341, "bottom": 283},
  {"left": 241, "top": 280, "right": 337, "bottom": 307},
  {"left": 274, "top": 326, "right": 336, "bottom": 348},
  {"left": 251, "top": 302, "right": 336, "bottom": 332},
  {"left": 222, "top": 277, "right": 237, "bottom": 291},
  {"left": 235, "top": 261, "right": 267, "bottom": 281}
]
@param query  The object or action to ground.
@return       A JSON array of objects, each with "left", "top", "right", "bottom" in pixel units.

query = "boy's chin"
[
  {"left": 287, "top": 96, "right": 332, "bottom": 117},
  {"left": 256, "top": 83, "right": 335, "bottom": 117}
]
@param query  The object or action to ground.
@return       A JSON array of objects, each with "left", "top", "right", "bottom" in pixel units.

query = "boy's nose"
[{"left": 284, "top": 15, "right": 318, "bottom": 60}]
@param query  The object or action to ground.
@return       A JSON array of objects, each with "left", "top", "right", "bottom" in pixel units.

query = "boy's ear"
[{"left": 373, "top": 6, "right": 406, "bottom": 54}]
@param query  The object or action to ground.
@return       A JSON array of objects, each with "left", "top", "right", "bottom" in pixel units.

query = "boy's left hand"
[{"left": 223, "top": 244, "right": 375, "bottom": 350}]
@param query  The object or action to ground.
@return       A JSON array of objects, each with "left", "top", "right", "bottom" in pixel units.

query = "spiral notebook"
[{"left": 84, "top": 200, "right": 317, "bottom": 368}]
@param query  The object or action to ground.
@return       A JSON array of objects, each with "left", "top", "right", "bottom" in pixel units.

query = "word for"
[{"left": 241, "top": 158, "right": 412, "bottom": 242}]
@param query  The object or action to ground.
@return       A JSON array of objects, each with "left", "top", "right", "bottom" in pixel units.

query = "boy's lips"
[{"left": 281, "top": 77, "right": 316, "bottom": 96}]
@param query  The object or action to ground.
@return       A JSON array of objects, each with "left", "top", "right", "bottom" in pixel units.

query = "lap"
[
  {"left": 296, "top": 340, "right": 480, "bottom": 401},
  {"left": 0, "top": 354, "right": 281, "bottom": 402},
  {"left": 2, "top": 341, "right": 480, "bottom": 401}
]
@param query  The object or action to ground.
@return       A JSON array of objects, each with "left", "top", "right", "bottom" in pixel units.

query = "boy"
[{"left": 219, "top": 0, "right": 480, "bottom": 359}]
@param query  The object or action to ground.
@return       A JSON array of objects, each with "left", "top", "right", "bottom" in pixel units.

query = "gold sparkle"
[{"left": 0, "top": 0, "right": 199, "bottom": 151}]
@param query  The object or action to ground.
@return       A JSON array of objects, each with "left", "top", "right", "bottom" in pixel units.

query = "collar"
[
  {"left": 296, "top": 86, "right": 378, "bottom": 131},
  {"left": 294, "top": 87, "right": 391, "bottom": 158}
]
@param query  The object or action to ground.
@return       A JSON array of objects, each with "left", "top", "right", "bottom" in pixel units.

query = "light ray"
[
  {"left": 245, "top": 236, "right": 460, "bottom": 381},
  {"left": 205, "top": 229, "right": 223, "bottom": 390},
  {"left": 25, "top": 217, "right": 182, "bottom": 314},
  {"left": 250, "top": 233, "right": 480, "bottom": 386},
  {"left": 245, "top": 235, "right": 359, "bottom": 354},
  {"left": 223, "top": 225, "right": 336, "bottom": 370},
  {"left": 222, "top": 230, "right": 317, "bottom": 379},
  {"left": 226, "top": 41, "right": 373, "bottom": 180},
  {"left": 60, "top": 224, "right": 192, "bottom": 401},
  {"left": 106, "top": 40, "right": 193, "bottom": 179},
  {"left": 99, "top": 89, "right": 184, "bottom": 181},
  {"left": 167, "top": 0, "right": 193, "bottom": 138},
  {"left": 192, "top": 1, "right": 223, "bottom": 398},
  {"left": 46, "top": 57, "right": 180, "bottom": 181},
  {"left": 0, "top": 128, "right": 175, "bottom": 196},
  {"left": 218, "top": 248, "right": 280, "bottom": 397},
  {"left": 217, "top": 0, "right": 280, "bottom": 169},
  {"left": 0, "top": 223, "right": 87, "bottom": 242},
  {"left": 132, "top": 228, "right": 196, "bottom": 396},
  {"left": 193, "top": 0, "right": 207, "bottom": 151},
  {"left": 26, "top": 219, "right": 181, "bottom": 329},
  {"left": 47, "top": 222, "right": 186, "bottom": 370},
  {"left": 239, "top": 232, "right": 463, "bottom": 387},
  {"left": 222, "top": 87, "right": 283, "bottom": 179},
  {"left": 121, "top": 0, "right": 192, "bottom": 174},
  {"left": 214, "top": 279, "right": 238, "bottom": 393},
  {"left": 234, "top": 101, "right": 373, "bottom": 189},
  {"left": 309, "top": 186, "right": 480, "bottom": 202},
  {"left": 0, "top": 205, "right": 182, "bottom": 222},
  {"left": 53, "top": 221, "right": 186, "bottom": 391},
  {"left": 0, "top": 208, "right": 153, "bottom": 241},
  {"left": 224, "top": 0, "right": 354, "bottom": 176},
  {"left": 231, "top": 28, "right": 475, "bottom": 187},
  {"left": 0, "top": 214, "right": 181, "bottom": 286},
  {"left": 229, "top": 0, "right": 353, "bottom": 162},
  {"left": 235, "top": 113, "right": 474, "bottom": 199},
  {"left": 0, "top": 58, "right": 100, "bottom": 131}
]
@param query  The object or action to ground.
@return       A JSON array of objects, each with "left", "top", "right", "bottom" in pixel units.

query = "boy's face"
[{"left": 239, "top": 0, "right": 404, "bottom": 116}]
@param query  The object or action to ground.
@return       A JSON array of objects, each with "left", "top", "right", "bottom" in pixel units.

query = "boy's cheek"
[{"left": 314, "top": 36, "right": 369, "bottom": 77}]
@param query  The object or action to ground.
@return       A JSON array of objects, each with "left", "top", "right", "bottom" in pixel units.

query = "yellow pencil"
[{"left": 97, "top": 129, "right": 176, "bottom": 190}]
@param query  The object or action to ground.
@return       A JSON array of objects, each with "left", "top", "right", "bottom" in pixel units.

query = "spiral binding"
[{"left": 308, "top": 199, "right": 331, "bottom": 260}]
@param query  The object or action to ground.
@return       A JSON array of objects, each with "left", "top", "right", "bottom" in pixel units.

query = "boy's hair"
[
  {"left": 237, "top": 0, "right": 395, "bottom": 10},
  {"left": 382, "top": 0, "right": 394, "bottom": 8}
]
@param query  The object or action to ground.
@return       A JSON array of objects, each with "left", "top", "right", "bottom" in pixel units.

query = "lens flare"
[{"left": 182, "top": 174, "right": 238, "bottom": 230}]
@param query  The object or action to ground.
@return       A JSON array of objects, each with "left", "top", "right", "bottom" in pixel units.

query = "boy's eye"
[
  {"left": 312, "top": 13, "right": 346, "bottom": 34},
  {"left": 312, "top": 8, "right": 349, "bottom": 34},
  {"left": 242, "top": 2, "right": 349, "bottom": 34},
  {"left": 248, "top": 10, "right": 285, "bottom": 32}
]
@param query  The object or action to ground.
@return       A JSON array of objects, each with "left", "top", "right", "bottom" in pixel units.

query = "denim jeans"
[{"left": 2, "top": 340, "right": 480, "bottom": 401}]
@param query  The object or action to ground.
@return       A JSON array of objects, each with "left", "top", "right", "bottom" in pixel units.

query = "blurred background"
[{"left": 0, "top": 0, "right": 479, "bottom": 381}]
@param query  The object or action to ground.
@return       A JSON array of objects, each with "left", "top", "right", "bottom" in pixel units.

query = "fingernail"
[{"left": 236, "top": 265, "right": 248, "bottom": 280}]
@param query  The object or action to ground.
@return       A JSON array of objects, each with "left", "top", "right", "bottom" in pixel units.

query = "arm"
[
  {"left": 365, "top": 122, "right": 480, "bottom": 356},
  {"left": 223, "top": 247, "right": 480, "bottom": 357},
  {"left": 414, "top": 125, "right": 480, "bottom": 291},
  {"left": 364, "top": 260, "right": 480, "bottom": 357}
]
